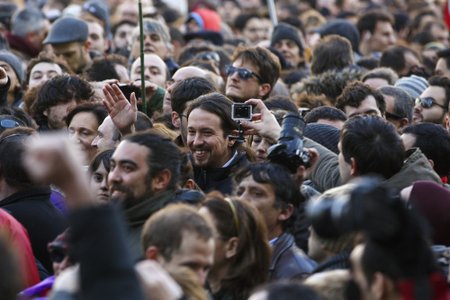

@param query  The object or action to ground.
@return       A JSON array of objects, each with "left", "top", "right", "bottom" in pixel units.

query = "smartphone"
[{"left": 118, "top": 84, "right": 141, "bottom": 100}]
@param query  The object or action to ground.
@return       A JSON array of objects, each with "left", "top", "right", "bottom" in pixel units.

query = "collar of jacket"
[
  {"left": 269, "top": 232, "right": 293, "bottom": 272},
  {"left": 123, "top": 189, "right": 176, "bottom": 227},
  {"left": 0, "top": 185, "right": 51, "bottom": 205}
]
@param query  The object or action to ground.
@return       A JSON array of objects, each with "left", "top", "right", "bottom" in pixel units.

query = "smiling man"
[
  {"left": 108, "top": 131, "right": 182, "bottom": 260},
  {"left": 186, "top": 92, "right": 249, "bottom": 194},
  {"left": 225, "top": 46, "right": 280, "bottom": 103},
  {"left": 413, "top": 75, "right": 450, "bottom": 130}
]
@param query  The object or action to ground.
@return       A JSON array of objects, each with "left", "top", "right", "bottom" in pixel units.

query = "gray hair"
[{"left": 379, "top": 86, "right": 413, "bottom": 122}]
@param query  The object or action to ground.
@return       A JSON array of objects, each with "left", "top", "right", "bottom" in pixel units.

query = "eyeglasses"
[
  {"left": 225, "top": 65, "right": 263, "bottom": 83},
  {"left": 415, "top": 97, "right": 448, "bottom": 109}
]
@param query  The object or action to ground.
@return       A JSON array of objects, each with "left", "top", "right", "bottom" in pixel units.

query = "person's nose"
[{"left": 91, "top": 135, "right": 100, "bottom": 147}]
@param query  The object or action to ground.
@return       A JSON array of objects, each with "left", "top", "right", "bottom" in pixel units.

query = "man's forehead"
[
  {"left": 421, "top": 85, "right": 446, "bottom": 99},
  {"left": 232, "top": 58, "right": 259, "bottom": 73}
]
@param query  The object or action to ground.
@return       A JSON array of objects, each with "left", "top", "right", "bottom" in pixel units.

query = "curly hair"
[{"left": 31, "top": 75, "right": 94, "bottom": 127}]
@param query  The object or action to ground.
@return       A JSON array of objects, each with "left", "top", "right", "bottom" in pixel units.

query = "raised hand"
[
  {"left": 103, "top": 84, "right": 137, "bottom": 135},
  {"left": 240, "top": 98, "right": 281, "bottom": 143}
]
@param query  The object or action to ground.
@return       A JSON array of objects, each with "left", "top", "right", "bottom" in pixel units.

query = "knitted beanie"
[
  {"left": 394, "top": 75, "right": 428, "bottom": 100},
  {"left": 304, "top": 123, "right": 340, "bottom": 154},
  {"left": 270, "top": 22, "right": 304, "bottom": 55},
  {"left": 0, "top": 51, "right": 23, "bottom": 82}
]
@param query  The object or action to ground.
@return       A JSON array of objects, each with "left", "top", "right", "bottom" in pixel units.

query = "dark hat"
[
  {"left": 315, "top": 19, "right": 360, "bottom": 53},
  {"left": 304, "top": 123, "right": 340, "bottom": 154},
  {"left": 409, "top": 180, "right": 450, "bottom": 246},
  {"left": 184, "top": 30, "right": 224, "bottom": 46},
  {"left": 43, "top": 16, "right": 88, "bottom": 45},
  {"left": 0, "top": 51, "right": 23, "bottom": 82},
  {"left": 270, "top": 22, "right": 304, "bottom": 55},
  {"left": 82, "top": 0, "right": 110, "bottom": 35}
]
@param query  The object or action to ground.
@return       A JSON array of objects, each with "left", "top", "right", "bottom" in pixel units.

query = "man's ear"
[
  {"left": 183, "top": 178, "right": 196, "bottom": 190},
  {"left": 152, "top": 169, "right": 172, "bottom": 192},
  {"left": 350, "top": 157, "right": 358, "bottom": 176},
  {"left": 225, "top": 237, "right": 239, "bottom": 259},
  {"left": 278, "top": 203, "right": 294, "bottom": 222},
  {"left": 145, "top": 246, "right": 159, "bottom": 260},
  {"left": 362, "top": 31, "right": 372, "bottom": 41},
  {"left": 399, "top": 118, "right": 410, "bottom": 130},
  {"left": 43, "top": 109, "right": 49, "bottom": 117},
  {"left": 444, "top": 114, "right": 449, "bottom": 131},
  {"left": 171, "top": 111, "right": 180, "bottom": 129},
  {"left": 258, "top": 83, "right": 272, "bottom": 98}
]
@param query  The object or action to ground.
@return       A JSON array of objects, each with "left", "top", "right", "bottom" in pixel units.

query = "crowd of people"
[{"left": 0, "top": 0, "right": 449, "bottom": 299}]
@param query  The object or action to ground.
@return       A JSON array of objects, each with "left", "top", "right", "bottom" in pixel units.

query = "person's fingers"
[
  {"left": 130, "top": 92, "right": 138, "bottom": 111},
  {"left": 111, "top": 84, "right": 128, "bottom": 101},
  {"left": 251, "top": 113, "right": 262, "bottom": 121}
]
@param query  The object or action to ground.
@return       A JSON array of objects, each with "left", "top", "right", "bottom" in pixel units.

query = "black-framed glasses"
[
  {"left": 415, "top": 97, "right": 447, "bottom": 109},
  {"left": 225, "top": 65, "right": 263, "bottom": 83}
]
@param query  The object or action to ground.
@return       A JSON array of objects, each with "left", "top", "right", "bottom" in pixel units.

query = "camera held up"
[{"left": 267, "top": 112, "right": 311, "bottom": 173}]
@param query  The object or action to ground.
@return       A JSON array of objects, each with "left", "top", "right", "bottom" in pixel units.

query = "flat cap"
[{"left": 44, "top": 16, "right": 88, "bottom": 45}]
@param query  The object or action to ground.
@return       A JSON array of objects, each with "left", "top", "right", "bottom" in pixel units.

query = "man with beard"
[
  {"left": 186, "top": 92, "right": 250, "bottom": 194},
  {"left": 413, "top": 75, "right": 450, "bottom": 131},
  {"left": 108, "top": 130, "right": 182, "bottom": 261}
]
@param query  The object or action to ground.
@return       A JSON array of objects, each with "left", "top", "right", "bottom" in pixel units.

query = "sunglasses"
[
  {"left": 225, "top": 65, "right": 263, "bottom": 82},
  {"left": 415, "top": 97, "right": 447, "bottom": 109}
]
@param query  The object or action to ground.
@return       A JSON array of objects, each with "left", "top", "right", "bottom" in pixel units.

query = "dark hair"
[
  {"left": 264, "top": 96, "right": 299, "bottom": 114},
  {"left": 88, "top": 148, "right": 114, "bottom": 174},
  {"left": 357, "top": 9, "right": 394, "bottom": 35},
  {"left": 233, "top": 46, "right": 281, "bottom": 99},
  {"left": 428, "top": 75, "right": 450, "bottom": 108},
  {"left": 336, "top": 81, "right": 386, "bottom": 115},
  {"left": 379, "top": 46, "right": 420, "bottom": 76},
  {"left": 379, "top": 86, "right": 413, "bottom": 122},
  {"left": 202, "top": 192, "right": 270, "bottom": 300},
  {"left": 436, "top": 48, "right": 450, "bottom": 70},
  {"left": 65, "top": 103, "right": 108, "bottom": 127},
  {"left": 141, "top": 204, "right": 213, "bottom": 260},
  {"left": 111, "top": 20, "right": 137, "bottom": 36},
  {"left": 124, "top": 131, "right": 181, "bottom": 190},
  {"left": 31, "top": 75, "right": 94, "bottom": 127},
  {"left": 84, "top": 54, "right": 128, "bottom": 81},
  {"left": 361, "top": 67, "right": 399, "bottom": 85},
  {"left": 171, "top": 77, "right": 217, "bottom": 115},
  {"left": 186, "top": 92, "right": 237, "bottom": 136},
  {"left": 135, "top": 112, "right": 153, "bottom": 131},
  {"left": 304, "top": 106, "right": 347, "bottom": 123},
  {"left": 25, "top": 51, "right": 73, "bottom": 87},
  {"left": 233, "top": 13, "right": 260, "bottom": 31},
  {"left": 261, "top": 282, "right": 321, "bottom": 300},
  {"left": 403, "top": 123, "right": 450, "bottom": 176},
  {"left": 234, "top": 162, "right": 303, "bottom": 230},
  {"left": 311, "top": 35, "right": 353, "bottom": 75},
  {"left": 0, "top": 131, "right": 35, "bottom": 189},
  {"left": 341, "top": 116, "right": 404, "bottom": 179}
]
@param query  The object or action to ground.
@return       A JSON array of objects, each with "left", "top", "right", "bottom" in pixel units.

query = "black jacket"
[
  {"left": 269, "top": 232, "right": 317, "bottom": 280},
  {"left": 193, "top": 151, "right": 250, "bottom": 195},
  {"left": 0, "top": 186, "right": 68, "bottom": 273}
]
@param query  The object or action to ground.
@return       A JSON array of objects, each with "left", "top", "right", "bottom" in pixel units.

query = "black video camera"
[
  {"left": 267, "top": 112, "right": 310, "bottom": 173},
  {"left": 306, "top": 177, "right": 403, "bottom": 242}
]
